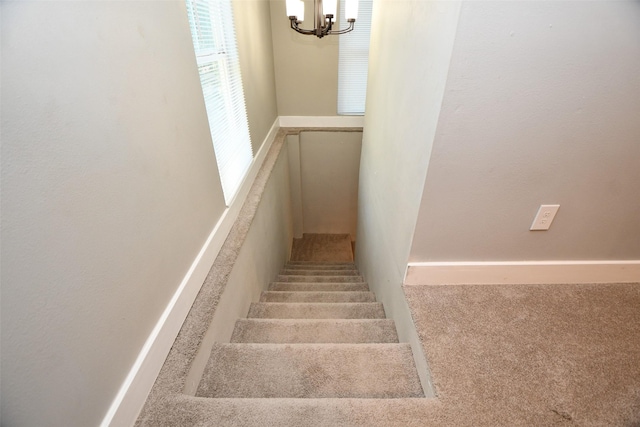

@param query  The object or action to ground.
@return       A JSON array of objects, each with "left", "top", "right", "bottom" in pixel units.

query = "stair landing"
[{"left": 290, "top": 233, "right": 354, "bottom": 262}]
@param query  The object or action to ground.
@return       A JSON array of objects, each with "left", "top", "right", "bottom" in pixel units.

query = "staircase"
[{"left": 195, "top": 261, "right": 425, "bottom": 401}]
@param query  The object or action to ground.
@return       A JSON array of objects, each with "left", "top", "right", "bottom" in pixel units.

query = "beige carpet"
[
  {"left": 195, "top": 261, "right": 424, "bottom": 401},
  {"left": 196, "top": 343, "right": 423, "bottom": 399},
  {"left": 138, "top": 279, "right": 640, "bottom": 426},
  {"left": 404, "top": 282, "right": 640, "bottom": 426},
  {"left": 230, "top": 319, "right": 399, "bottom": 343},
  {"left": 290, "top": 233, "right": 354, "bottom": 262}
]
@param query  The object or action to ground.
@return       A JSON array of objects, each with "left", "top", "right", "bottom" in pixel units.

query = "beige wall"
[
  {"left": 356, "top": 0, "right": 461, "bottom": 279},
  {"left": 287, "top": 134, "right": 305, "bottom": 237},
  {"left": 410, "top": 0, "right": 640, "bottom": 262},
  {"left": 355, "top": 0, "right": 462, "bottom": 396},
  {"left": 299, "top": 132, "right": 362, "bottom": 239},
  {"left": 287, "top": 131, "right": 362, "bottom": 240},
  {"left": 0, "top": 1, "right": 278, "bottom": 425},
  {"left": 269, "top": 0, "right": 339, "bottom": 115},
  {"left": 234, "top": 0, "right": 279, "bottom": 152}
]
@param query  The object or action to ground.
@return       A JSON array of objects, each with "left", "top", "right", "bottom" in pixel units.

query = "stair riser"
[
  {"left": 261, "top": 291, "right": 376, "bottom": 303},
  {"left": 230, "top": 319, "right": 399, "bottom": 343},
  {"left": 248, "top": 302, "right": 385, "bottom": 319}
]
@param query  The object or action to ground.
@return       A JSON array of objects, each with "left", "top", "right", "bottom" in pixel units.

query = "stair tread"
[
  {"left": 276, "top": 275, "right": 365, "bottom": 283},
  {"left": 196, "top": 343, "right": 424, "bottom": 398},
  {"left": 261, "top": 291, "right": 376, "bottom": 302},
  {"left": 158, "top": 396, "right": 436, "bottom": 427},
  {"left": 282, "top": 264, "right": 358, "bottom": 271},
  {"left": 247, "top": 302, "right": 386, "bottom": 319},
  {"left": 269, "top": 282, "right": 370, "bottom": 292},
  {"left": 230, "top": 318, "right": 399, "bottom": 343},
  {"left": 161, "top": 398, "right": 434, "bottom": 427},
  {"left": 280, "top": 269, "right": 361, "bottom": 276},
  {"left": 286, "top": 261, "right": 356, "bottom": 266}
]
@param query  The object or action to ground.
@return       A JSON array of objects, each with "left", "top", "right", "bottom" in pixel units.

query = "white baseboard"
[
  {"left": 100, "top": 118, "right": 280, "bottom": 427},
  {"left": 279, "top": 115, "right": 364, "bottom": 128},
  {"left": 405, "top": 260, "right": 640, "bottom": 286}
]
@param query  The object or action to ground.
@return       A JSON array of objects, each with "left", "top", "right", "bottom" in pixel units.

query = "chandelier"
[{"left": 286, "top": 0, "right": 359, "bottom": 39}]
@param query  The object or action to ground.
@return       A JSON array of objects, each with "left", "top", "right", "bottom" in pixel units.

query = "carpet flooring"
[
  {"left": 290, "top": 233, "right": 354, "bottom": 262},
  {"left": 404, "top": 282, "right": 640, "bottom": 426},
  {"left": 174, "top": 282, "right": 640, "bottom": 426},
  {"left": 195, "top": 261, "right": 424, "bottom": 402}
]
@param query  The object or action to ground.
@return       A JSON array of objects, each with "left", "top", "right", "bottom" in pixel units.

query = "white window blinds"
[
  {"left": 337, "top": 0, "right": 373, "bottom": 115},
  {"left": 185, "top": 0, "right": 253, "bottom": 205}
]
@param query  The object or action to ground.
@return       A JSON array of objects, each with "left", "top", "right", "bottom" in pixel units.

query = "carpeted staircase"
[{"left": 195, "top": 261, "right": 425, "bottom": 400}]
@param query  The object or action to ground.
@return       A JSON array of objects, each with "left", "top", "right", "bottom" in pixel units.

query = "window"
[
  {"left": 337, "top": 0, "right": 373, "bottom": 115},
  {"left": 185, "top": 0, "right": 253, "bottom": 204}
]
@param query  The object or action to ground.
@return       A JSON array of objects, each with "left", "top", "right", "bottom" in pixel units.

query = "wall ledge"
[
  {"left": 100, "top": 118, "right": 280, "bottom": 427},
  {"left": 405, "top": 260, "right": 640, "bottom": 285},
  {"left": 279, "top": 115, "right": 364, "bottom": 128}
]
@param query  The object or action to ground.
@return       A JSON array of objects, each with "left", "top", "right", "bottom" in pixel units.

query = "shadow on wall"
[{"left": 287, "top": 130, "right": 363, "bottom": 242}]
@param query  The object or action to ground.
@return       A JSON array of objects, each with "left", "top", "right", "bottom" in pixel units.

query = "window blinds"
[
  {"left": 337, "top": 0, "right": 373, "bottom": 115},
  {"left": 186, "top": 0, "right": 253, "bottom": 205}
]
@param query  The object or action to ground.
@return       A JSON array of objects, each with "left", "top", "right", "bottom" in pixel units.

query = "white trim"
[
  {"left": 278, "top": 115, "right": 364, "bottom": 128},
  {"left": 101, "top": 118, "right": 280, "bottom": 427},
  {"left": 404, "top": 260, "right": 640, "bottom": 286}
]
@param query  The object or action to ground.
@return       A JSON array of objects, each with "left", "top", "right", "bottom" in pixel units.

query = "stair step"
[
  {"left": 261, "top": 291, "right": 376, "bottom": 303},
  {"left": 269, "top": 282, "right": 370, "bottom": 292},
  {"left": 230, "top": 319, "right": 399, "bottom": 343},
  {"left": 280, "top": 269, "right": 360, "bottom": 276},
  {"left": 287, "top": 261, "right": 355, "bottom": 265},
  {"left": 169, "top": 398, "right": 431, "bottom": 427},
  {"left": 196, "top": 343, "right": 424, "bottom": 398},
  {"left": 276, "top": 275, "right": 365, "bottom": 283},
  {"left": 247, "top": 302, "right": 385, "bottom": 319},
  {"left": 284, "top": 264, "right": 358, "bottom": 271}
]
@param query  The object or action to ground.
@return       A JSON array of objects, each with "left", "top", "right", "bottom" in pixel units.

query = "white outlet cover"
[{"left": 530, "top": 204, "right": 560, "bottom": 231}]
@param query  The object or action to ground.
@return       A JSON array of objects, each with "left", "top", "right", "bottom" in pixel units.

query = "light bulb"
[
  {"left": 323, "top": 0, "right": 337, "bottom": 20},
  {"left": 345, "top": 0, "right": 358, "bottom": 21},
  {"left": 286, "top": 0, "right": 298, "bottom": 17}
]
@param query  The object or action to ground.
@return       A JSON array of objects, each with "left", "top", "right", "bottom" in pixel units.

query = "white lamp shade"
[
  {"left": 345, "top": 0, "right": 358, "bottom": 20},
  {"left": 323, "top": 0, "right": 338, "bottom": 18},
  {"left": 286, "top": 0, "right": 298, "bottom": 17},
  {"left": 297, "top": 1, "right": 305, "bottom": 21}
]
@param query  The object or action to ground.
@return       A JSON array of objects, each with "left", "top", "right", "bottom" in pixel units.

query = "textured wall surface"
[
  {"left": 356, "top": 0, "right": 461, "bottom": 280},
  {"left": 410, "top": 1, "right": 640, "bottom": 261},
  {"left": 299, "top": 132, "right": 362, "bottom": 239},
  {"left": 355, "top": 0, "right": 462, "bottom": 395},
  {"left": 0, "top": 0, "right": 279, "bottom": 425},
  {"left": 0, "top": 2, "right": 224, "bottom": 425}
]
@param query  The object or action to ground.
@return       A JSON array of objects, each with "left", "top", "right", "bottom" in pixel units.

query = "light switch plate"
[{"left": 530, "top": 204, "right": 560, "bottom": 231}]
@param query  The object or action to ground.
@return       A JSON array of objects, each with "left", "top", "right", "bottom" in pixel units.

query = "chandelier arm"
[
  {"left": 290, "top": 18, "right": 318, "bottom": 35},
  {"left": 326, "top": 21, "right": 355, "bottom": 36}
]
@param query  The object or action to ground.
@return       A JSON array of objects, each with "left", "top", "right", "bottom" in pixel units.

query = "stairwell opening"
[{"left": 136, "top": 128, "right": 434, "bottom": 426}]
